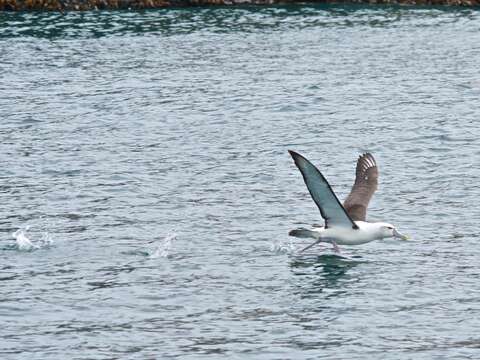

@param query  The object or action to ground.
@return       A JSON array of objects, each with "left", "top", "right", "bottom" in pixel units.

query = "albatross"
[{"left": 288, "top": 150, "right": 408, "bottom": 252}]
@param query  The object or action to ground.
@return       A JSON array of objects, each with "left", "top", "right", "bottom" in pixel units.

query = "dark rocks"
[{"left": 0, "top": 0, "right": 478, "bottom": 11}]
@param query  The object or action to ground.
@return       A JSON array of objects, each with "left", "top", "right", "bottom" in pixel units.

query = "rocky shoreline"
[{"left": 0, "top": 0, "right": 478, "bottom": 11}]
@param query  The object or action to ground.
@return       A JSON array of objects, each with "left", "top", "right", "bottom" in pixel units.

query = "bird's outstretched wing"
[
  {"left": 289, "top": 150, "right": 358, "bottom": 229},
  {"left": 343, "top": 153, "right": 378, "bottom": 221}
]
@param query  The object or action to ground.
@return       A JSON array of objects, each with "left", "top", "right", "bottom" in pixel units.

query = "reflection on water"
[
  {"left": 290, "top": 254, "right": 363, "bottom": 298},
  {"left": 0, "top": 6, "right": 477, "bottom": 39}
]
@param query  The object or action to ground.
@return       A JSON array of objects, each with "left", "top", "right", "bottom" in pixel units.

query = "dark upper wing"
[
  {"left": 289, "top": 150, "right": 358, "bottom": 229},
  {"left": 343, "top": 153, "right": 378, "bottom": 221}
]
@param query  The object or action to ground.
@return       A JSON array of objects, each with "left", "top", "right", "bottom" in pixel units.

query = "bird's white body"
[
  {"left": 306, "top": 221, "right": 394, "bottom": 246},
  {"left": 288, "top": 151, "right": 408, "bottom": 252}
]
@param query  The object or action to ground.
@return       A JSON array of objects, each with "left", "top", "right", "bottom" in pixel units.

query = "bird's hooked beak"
[{"left": 393, "top": 228, "right": 409, "bottom": 240}]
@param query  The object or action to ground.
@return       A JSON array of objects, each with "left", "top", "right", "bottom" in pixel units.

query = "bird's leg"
[
  {"left": 299, "top": 240, "right": 321, "bottom": 253},
  {"left": 331, "top": 241, "right": 340, "bottom": 253}
]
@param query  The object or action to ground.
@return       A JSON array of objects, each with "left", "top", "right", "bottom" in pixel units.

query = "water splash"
[
  {"left": 12, "top": 229, "right": 37, "bottom": 251},
  {"left": 12, "top": 227, "right": 53, "bottom": 251},
  {"left": 149, "top": 232, "right": 176, "bottom": 259},
  {"left": 270, "top": 239, "right": 296, "bottom": 255}
]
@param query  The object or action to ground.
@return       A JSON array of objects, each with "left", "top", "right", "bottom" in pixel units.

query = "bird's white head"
[{"left": 374, "top": 222, "right": 409, "bottom": 240}]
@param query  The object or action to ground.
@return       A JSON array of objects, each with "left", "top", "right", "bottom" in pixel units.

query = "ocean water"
[{"left": 1, "top": 6, "right": 480, "bottom": 359}]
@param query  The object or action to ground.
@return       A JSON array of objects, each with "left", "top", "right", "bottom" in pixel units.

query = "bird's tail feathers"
[{"left": 288, "top": 228, "right": 318, "bottom": 239}]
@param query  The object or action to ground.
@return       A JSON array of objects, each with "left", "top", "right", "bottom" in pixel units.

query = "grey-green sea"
[{"left": 1, "top": 6, "right": 480, "bottom": 359}]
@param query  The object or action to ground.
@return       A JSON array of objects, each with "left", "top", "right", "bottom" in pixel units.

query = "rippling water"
[{"left": 1, "top": 6, "right": 480, "bottom": 359}]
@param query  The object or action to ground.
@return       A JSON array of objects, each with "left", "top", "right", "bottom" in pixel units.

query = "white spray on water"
[
  {"left": 270, "top": 238, "right": 296, "bottom": 254},
  {"left": 150, "top": 232, "right": 176, "bottom": 258},
  {"left": 12, "top": 226, "right": 53, "bottom": 251}
]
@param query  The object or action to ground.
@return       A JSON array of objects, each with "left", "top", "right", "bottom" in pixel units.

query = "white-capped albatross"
[{"left": 289, "top": 151, "right": 408, "bottom": 253}]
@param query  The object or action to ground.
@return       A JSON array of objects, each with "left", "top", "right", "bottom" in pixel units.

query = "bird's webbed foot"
[{"left": 331, "top": 241, "right": 340, "bottom": 253}]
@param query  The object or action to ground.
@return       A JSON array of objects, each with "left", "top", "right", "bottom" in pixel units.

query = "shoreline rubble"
[{"left": 0, "top": 0, "right": 478, "bottom": 12}]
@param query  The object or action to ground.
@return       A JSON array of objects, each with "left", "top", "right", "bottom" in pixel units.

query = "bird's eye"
[{"left": 387, "top": 226, "right": 393, "bottom": 229}]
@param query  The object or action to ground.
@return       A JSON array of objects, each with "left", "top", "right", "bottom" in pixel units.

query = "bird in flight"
[{"left": 288, "top": 150, "right": 408, "bottom": 253}]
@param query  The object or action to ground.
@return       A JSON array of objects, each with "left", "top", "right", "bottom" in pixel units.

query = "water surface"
[{"left": 1, "top": 6, "right": 480, "bottom": 359}]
